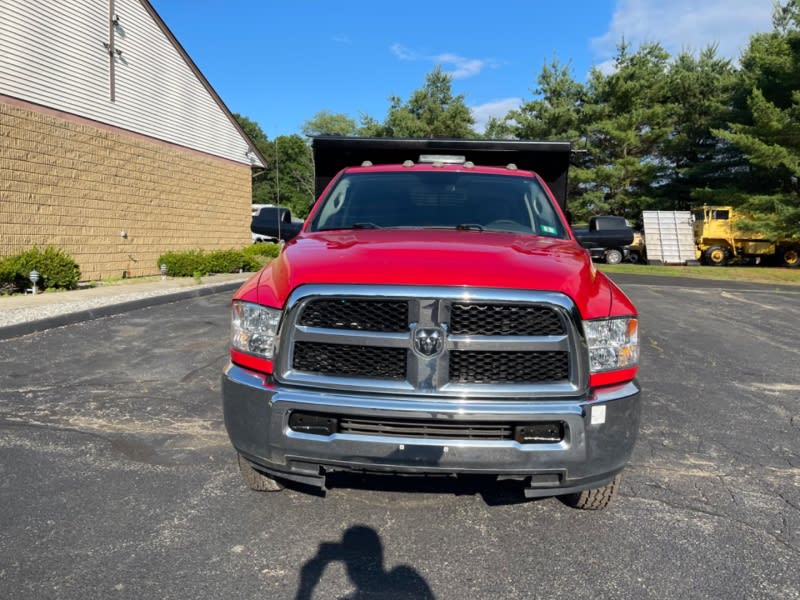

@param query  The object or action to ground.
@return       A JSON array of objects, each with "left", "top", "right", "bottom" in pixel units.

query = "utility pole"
[{"left": 275, "top": 136, "right": 281, "bottom": 242}]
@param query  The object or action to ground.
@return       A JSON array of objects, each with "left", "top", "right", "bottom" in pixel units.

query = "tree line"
[{"left": 237, "top": 0, "right": 799, "bottom": 239}]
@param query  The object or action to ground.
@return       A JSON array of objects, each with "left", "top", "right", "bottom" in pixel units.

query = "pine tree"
[
  {"left": 660, "top": 47, "right": 739, "bottom": 210},
  {"left": 380, "top": 66, "right": 476, "bottom": 138},
  {"left": 573, "top": 43, "right": 673, "bottom": 219},
  {"left": 712, "top": 0, "right": 800, "bottom": 239}
]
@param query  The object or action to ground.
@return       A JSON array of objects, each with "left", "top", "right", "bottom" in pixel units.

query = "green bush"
[
  {"left": 157, "top": 250, "right": 206, "bottom": 277},
  {"left": 0, "top": 256, "right": 16, "bottom": 294},
  {"left": 204, "top": 249, "right": 260, "bottom": 274},
  {"left": 0, "top": 246, "right": 80, "bottom": 292},
  {"left": 243, "top": 242, "right": 281, "bottom": 260},
  {"left": 157, "top": 248, "right": 263, "bottom": 277}
]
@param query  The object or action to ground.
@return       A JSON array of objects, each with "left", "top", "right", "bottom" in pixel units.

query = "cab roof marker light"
[
  {"left": 402, "top": 160, "right": 414, "bottom": 168},
  {"left": 506, "top": 163, "right": 518, "bottom": 170},
  {"left": 361, "top": 161, "right": 373, "bottom": 167},
  {"left": 463, "top": 161, "right": 475, "bottom": 169},
  {"left": 418, "top": 154, "right": 466, "bottom": 165}
]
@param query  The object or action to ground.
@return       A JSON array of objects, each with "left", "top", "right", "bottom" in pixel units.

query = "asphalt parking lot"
[{"left": 1, "top": 276, "right": 798, "bottom": 599}]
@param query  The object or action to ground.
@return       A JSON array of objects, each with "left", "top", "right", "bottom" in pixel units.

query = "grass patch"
[
  {"left": 599, "top": 263, "right": 800, "bottom": 286},
  {"left": 92, "top": 275, "right": 163, "bottom": 287}
]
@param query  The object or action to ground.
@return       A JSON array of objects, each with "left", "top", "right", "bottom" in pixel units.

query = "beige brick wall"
[{"left": 0, "top": 99, "right": 253, "bottom": 281}]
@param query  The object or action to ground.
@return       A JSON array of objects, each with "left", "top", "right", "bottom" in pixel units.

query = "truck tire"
[
  {"left": 561, "top": 474, "right": 620, "bottom": 510},
  {"left": 779, "top": 246, "right": 800, "bottom": 268},
  {"left": 704, "top": 245, "right": 728, "bottom": 266},
  {"left": 237, "top": 453, "right": 284, "bottom": 492},
  {"left": 605, "top": 249, "right": 623, "bottom": 265}
]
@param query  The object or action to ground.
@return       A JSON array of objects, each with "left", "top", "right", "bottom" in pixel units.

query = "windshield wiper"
[
  {"left": 352, "top": 222, "right": 382, "bottom": 229},
  {"left": 455, "top": 223, "right": 484, "bottom": 231},
  {"left": 316, "top": 222, "right": 383, "bottom": 232}
]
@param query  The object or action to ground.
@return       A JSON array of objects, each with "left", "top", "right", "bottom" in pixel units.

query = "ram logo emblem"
[{"left": 414, "top": 327, "right": 445, "bottom": 357}]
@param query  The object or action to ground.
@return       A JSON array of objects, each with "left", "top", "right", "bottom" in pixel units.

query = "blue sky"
[{"left": 150, "top": 0, "right": 775, "bottom": 139}]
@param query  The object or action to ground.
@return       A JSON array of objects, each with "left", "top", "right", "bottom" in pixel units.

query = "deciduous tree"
[{"left": 302, "top": 110, "right": 359, "bottom": 137}]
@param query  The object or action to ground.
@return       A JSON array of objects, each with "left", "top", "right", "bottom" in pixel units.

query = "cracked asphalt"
[{"left": 0, "top": 277, "right": 798, "bottom": 599}]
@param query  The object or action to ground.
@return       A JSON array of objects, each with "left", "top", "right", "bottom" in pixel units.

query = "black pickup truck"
[
  {"left": 572, "top": 216, "right": 634, "bottom": 264},
  {"left": 251, "top": 206, "right": 302, "bottom": 243}
]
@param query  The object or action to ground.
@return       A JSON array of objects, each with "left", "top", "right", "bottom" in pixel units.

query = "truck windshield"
[{"left": 308, "top": 171, "right": 567, "bottom": 239}]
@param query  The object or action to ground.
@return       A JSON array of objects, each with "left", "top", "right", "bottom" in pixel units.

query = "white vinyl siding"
[{"left": 0, "top": 0, "right": 262, "bottom": 167}]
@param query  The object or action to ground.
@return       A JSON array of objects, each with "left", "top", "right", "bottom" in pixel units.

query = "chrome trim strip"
[
  {"left": 294, "top": 327, "right": 411, "bottom": 347},
  {"left": 285, "top": 430, "right": 569, "bottom": 452},
  {"left": 272, "top": 386, "right": 590, "bottom": 417},
  {"left": 447, "top": 334, "right": 569, "bottom": 352}
]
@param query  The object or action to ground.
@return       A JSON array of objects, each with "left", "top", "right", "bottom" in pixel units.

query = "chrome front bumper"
[{"left": 222, "top": 363, "right": 641, "bottom": 496}]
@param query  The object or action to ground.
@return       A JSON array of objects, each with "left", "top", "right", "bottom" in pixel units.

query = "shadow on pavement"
[
  {"left": 285, "top": 472, "right": 542, "bottom": 507},
  {"left": 295, "top": 524, "right": 435, "bottom": 600}
]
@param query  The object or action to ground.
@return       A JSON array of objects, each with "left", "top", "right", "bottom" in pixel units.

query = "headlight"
[
  {"left": 583, "top": 317, "right": 639, "bottom": 373},
  {"left": 231, "top": 301, "right": 281, "bottom": 359}
]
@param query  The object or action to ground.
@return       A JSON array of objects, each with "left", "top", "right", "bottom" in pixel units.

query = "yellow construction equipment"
[{"left": 692, "top": 205, "right": 799, "bottom": 268}]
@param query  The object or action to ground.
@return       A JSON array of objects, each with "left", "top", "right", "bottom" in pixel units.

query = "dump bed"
[{"left": 311, "top": 136, "right": 572, "bottom": 210}]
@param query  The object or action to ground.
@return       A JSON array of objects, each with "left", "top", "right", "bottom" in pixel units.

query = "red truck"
[{"left": 222, "top": 137, "right": 640, "bottom": 509}]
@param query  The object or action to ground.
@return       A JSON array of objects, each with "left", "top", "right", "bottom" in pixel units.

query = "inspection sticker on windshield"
[
  {"left": 540, "top": 225, "right": 558, "bottom": 235},
  {"left": 591, "top": 405, "right": 606, "bottom": 425}
]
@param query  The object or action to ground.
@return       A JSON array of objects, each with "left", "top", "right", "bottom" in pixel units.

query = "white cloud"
[
  {"left": 470, "top": 97, "right": 522, "bottom": 133},
  {"left": 592, "top": 0, "right": 774, "bottom": 67},
  {"left": 390, "top": 43, "right": 418, "bottom": 61},
  {"left": 594, "top": 58, "right": 618, "bottom": 76},
  {"left": 434, "top": 53, "right": 495, "bottom": 79},
  {"left": 391, "top": 44, "right": 495, "bottom": 79}
]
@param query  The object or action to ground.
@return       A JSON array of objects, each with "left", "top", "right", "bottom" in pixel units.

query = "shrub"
[
  {"left": 204, "top": 249, "right": 260, "bottom": 274},
  {"left": 0, "top": 246, "right": 80, "bottom": 292},
  {"left": 157, "top": 250, "right": 206, "bottom": 277},
  {"left": 0, "top": 256, "right": 16, "bottom": 294},
  {"left": 157, "top": 248, "right": 262, "bottom": 277},
  {"left": 243, "top": 242, "right": 281, "bottom": 260}
]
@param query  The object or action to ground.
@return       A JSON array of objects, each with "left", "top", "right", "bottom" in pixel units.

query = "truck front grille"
[
  {"left": 449, "top": 351, "right": 569, "bottom": 384},
  {"left": 293, "top": 342, "right": 407, "bottom": 380},
  {"left": 339, "top": 416, "right": 515, "bottom": 440},
  {"left": 278, "top": 286, "right": 585, "bottom": 398},
  {"left": 450, "top": 303, "right": 565, "bottom": 336},
  {"left": 299, "top": 299, "right": 408, "bottom": 332}
]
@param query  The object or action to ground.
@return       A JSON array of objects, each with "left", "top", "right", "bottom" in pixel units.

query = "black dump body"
[{"left": 311, "top": 136, "right": 572, "bottom": 211}]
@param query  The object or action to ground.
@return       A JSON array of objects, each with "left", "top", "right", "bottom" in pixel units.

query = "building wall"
[
  {"left": 1, "top": 98, "right": 252, "bottom": 281},
  {"left": 0, "top": 0, "right": 262, "bottom": 168}
]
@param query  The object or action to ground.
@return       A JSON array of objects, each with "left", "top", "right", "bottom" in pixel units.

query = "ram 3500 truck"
[{"left": 222, "top": 138, "right": 641, "bottom": 509}]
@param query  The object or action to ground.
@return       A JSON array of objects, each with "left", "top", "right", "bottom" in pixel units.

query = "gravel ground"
[{"left": 0, "top": 275, "right": 249, "bottom": 328}]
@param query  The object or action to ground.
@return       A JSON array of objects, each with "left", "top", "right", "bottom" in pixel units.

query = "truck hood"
[{"left": 235, "top": 230, "right": 622, "bottom": 318}]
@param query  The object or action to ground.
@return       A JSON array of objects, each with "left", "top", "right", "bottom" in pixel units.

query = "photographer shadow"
[{"left": 295, "top": 525, "right": 434, "bottom": 600}]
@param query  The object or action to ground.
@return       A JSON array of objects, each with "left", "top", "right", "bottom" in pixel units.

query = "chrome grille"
[
  {"left": 450, "top": 303, "right": 564, "bottom": 336},
  {"left": 278, "top": 285, "right": 586, "bottom": 398},
  {"left": 299, "top": 299, "right": 408, "bottom": 332},
  {"left": 293, "top": 342, "right": 407, "bottom": 380},
  {"left": 449, "top": 350, "right": 569, "bottom": 384},
  {"left": 339, "top": 417, "right": 514, "bottom": 440}
]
